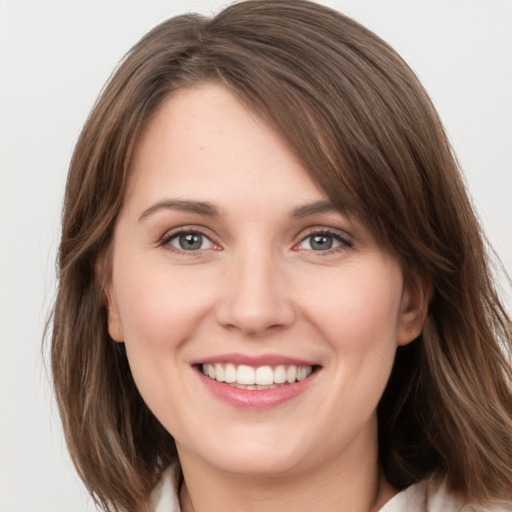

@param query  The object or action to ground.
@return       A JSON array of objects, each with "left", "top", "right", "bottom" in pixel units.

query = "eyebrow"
[
  {"left": 139, "top": 198, "right": 342, "bottom": 222},
  {"left": 289, "top": 200, "right": 341, "bottom": 219},
  {"left": 139, "top": 200, "right": 221, "bottom": 221}
]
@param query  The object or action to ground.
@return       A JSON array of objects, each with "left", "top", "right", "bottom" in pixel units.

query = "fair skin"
[{"left": 105, "top": 83, "right": 425, "bottom": 512}]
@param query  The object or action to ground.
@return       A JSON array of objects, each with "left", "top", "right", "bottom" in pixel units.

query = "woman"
[{"left": 50, "top": 1, "right": 512, "bottom": 511}]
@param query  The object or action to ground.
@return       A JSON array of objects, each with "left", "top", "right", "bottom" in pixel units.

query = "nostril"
[{"left": 215, "top": 301, "right": 296, "bottom": 336}]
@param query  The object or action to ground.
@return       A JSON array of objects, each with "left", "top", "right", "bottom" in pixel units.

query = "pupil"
[
  {"left": 311, "top": 234, "right": 332, "bottom": 250},
  {"left": 179, "top": 233, "right": 202, "bottom": 250}
]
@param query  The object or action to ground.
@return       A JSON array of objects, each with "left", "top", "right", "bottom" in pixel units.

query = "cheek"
[
  {"left": 300, "top": 263, "right": 404, "bottom": 354},
  {"left": 114, "top": 262, "right": 215, "bottom": 349},
  {"left": 112, "top": 264, "right": 216, "bottom": 418}
]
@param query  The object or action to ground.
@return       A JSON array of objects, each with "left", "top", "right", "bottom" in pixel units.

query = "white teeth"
[
  {"left": 201, "top": 363, "right": 314, "bottom": 387},
  {"left": 286, "top": 365, "right": 297, "bottom": 383},
  {"left": 214, "top": 363, "right": 224, "bottom": 382},
  {"left": 255, "top": 366, "right": 274, "bottom": 385},
  {"left": 297, "top": 367, "right": 308, "bottom": 381},
  {"left": 274, "top": 365, "right": 287, "bottom": 384},
  {"left": 237, "top": 365, "right": 255, "bottom": 385},
  {"left": 224, "top": 363, "right": 237, "bottom": 383}
]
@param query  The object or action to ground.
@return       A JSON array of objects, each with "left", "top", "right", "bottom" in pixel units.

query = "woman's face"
[{"left": 106, "top": 83, "right": 422, "bottom": 478}]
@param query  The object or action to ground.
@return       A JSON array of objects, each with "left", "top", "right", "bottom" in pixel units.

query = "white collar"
[
  {"left": 148, "top": 465, "right": 505, "bottom": 512},
  {"left": 148, "top": 463, "right": 181, "bottom": 512}
]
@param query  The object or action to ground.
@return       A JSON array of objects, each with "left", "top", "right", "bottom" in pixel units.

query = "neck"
[{"left": 177, "top": 427, "right": 396, "bottom": 512}]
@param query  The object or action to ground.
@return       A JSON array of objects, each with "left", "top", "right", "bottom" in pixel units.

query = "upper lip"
[{"left": 191, "top": 353, "right": 320, "bottom": 367}]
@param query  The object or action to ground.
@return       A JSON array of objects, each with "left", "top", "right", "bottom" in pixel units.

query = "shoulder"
[{"left": 379, "top": 476, "right": 512, "bottom": 512}]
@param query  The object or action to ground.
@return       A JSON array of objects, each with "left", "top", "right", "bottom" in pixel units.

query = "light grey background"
[{"left": 0, "top": 1, "right": 511, "bottom": 510}]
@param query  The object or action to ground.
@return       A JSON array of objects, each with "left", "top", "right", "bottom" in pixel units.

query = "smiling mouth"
[{"left": 198, "top": 363, "right": 318, "bottom": 390}]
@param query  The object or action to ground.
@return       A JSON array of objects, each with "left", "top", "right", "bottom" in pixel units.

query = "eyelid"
[
  {"left": 157, "top": 224, "right": 353, "bottom": 255},
  {"left": 294, "top": 226, "right": 354, "bottom": 252},
  {"left": 159, "top": 226, "right": 222, "bottom": 253}
]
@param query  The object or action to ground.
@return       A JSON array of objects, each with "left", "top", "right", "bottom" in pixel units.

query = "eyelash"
[
  {"left": 159, "top": 228, "right": 218, "bottom": 255},
  {"left": 159, "top": 227, "right": 353, "bottom": 255},
  {"left": 295, "top": 228, "right": 354, "bottom": 255}
]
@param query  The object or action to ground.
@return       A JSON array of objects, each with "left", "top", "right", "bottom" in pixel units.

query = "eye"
[
  {"left": 166, "top": 231, "right": 215, "bottom": 252},
  {"left": 297, "top": 231, "right": 352, "bottom": 252}
]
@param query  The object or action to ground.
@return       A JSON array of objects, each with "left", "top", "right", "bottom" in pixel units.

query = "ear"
[
  {"left": 96, "top": 252, "right": 124, "bottom": 343},
  {"left": 397, "top": 278, "right": 432, "bottom": 347},
  {"left": 104, "top": 284, "right": 124, "bottom": 342}
]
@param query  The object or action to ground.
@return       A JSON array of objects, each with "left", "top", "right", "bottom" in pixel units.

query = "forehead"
[{"left": 125, "top": 83, "right": 326, "bottom": 214}]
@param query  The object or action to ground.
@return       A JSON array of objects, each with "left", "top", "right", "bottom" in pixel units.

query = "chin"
[
  {"left": 180, "top": 429, "right": 311, "bottom": 477},
  {"left": 211, "top": 450, "right": 306, "bottom": 477}
]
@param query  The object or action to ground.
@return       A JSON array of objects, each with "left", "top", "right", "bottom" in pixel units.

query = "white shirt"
[{"left": 148, "top": 465, "right": 511, "bottom": 511}]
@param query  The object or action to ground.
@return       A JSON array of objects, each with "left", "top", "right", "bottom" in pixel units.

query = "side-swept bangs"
[{"left": 51, "top": 1, "right": 512, "bottom": 510}]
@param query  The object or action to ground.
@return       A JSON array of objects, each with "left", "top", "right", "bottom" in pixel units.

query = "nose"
[{"left": 215, "top": 250, "right": 296, "bottom": 336}]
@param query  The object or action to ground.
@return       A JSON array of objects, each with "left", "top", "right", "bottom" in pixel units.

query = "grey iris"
[
  {"left": 311, "top": 234, "right": 333, "bottom": 250},
  {"left": 179, "top": 233, "right": 203, "bottom": 250}
]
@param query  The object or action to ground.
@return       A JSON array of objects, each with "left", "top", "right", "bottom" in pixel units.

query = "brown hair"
[{"left": 50, "top": 1, "right": 512, "bottom": 510}]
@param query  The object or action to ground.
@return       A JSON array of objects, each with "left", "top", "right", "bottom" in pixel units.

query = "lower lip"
[{"left": 197, "top": 370, "right": 319, "bottom": 409}]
